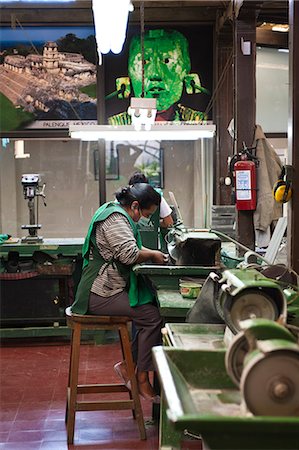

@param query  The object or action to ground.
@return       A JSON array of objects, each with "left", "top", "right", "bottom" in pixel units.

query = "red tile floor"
[
  {"left": 0, "top": 340, "right": 159, "bottom": 449},
  {"left": 0, "top": 339, "right": 202, "bottom": 450}
]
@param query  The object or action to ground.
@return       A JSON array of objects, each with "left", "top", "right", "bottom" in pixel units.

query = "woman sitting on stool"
[{"left": 71, "top": 183, "right": 168, "bottom": 402}]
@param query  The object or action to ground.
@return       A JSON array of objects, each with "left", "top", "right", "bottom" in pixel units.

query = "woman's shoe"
[
  {"left": 137, "top": 379, "right": 160, "bottom": 403},
  {"left": 114, "top": 362, "right": 131, "bottom": 390},
  {"left": 139, "top": 392, "right": 160, "bottom": 404}
]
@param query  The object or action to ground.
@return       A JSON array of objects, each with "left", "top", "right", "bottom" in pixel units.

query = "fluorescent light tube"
[{"left": 69, "top": 124, "right": 216, "bottom": 141}]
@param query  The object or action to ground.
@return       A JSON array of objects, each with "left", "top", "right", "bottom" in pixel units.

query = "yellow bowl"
[{"left": 179, "top": 282, "right": 202, "bottom": 299}]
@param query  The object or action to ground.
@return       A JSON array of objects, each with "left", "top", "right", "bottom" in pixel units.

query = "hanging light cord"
[
  {"left": 204, "top": 48, "right": 233, "bottom": 117},
  {"left": 140, "top": 2, "right": 145, "bottom": 98},
  {"left": 14, "top": 17, "right": 40, "bottom": 56}
]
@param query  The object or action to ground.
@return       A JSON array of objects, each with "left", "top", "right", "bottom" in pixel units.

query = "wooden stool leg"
[
  {"left": 66, "top": 324, "right": 81, "bottom": 445},
  {"left": 118, "top": 329, "right": 136, "bottom": 419},
  {"left": 119, "top": 325, "right": 147, "bottom": 440},
  {"left": 65, "top": 328, "right": 74, "bottom": 424}
]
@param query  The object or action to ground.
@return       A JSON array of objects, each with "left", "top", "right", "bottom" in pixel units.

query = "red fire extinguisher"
[
  {"left": 234, "top": 155, "right": 257, "bottom": 210},
  {"left": 227, "top": 144, "right": 258, "bottom": 211}
]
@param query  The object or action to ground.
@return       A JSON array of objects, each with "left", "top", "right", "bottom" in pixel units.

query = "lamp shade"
[{"left": 92, "top": 0, "right": 130, "bottom": 57}]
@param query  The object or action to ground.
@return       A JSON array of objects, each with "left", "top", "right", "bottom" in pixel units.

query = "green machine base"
[{"left": 153, "top": 346, "right": 299, "bottom": 450}]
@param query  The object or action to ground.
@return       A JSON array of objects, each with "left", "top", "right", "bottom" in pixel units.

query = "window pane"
[{"left": 256, "top": 47, "right": 289, "bottom": 133}]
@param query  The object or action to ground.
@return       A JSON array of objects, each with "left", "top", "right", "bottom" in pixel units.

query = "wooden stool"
[{"left": 65, "top": 307, "right": 146, "bottom": 444}]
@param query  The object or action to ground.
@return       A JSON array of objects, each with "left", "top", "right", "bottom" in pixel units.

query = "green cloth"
[
  {"left": 0, "top": 234, "right": 10, "bottom": 244},
  {"left": 71, "top": 202, "right": 156, "bottom": 314},
  {"left": 137, "top": 207, "right": 160, "bottom": 250},
  {"left": 135, "top": 187, "right": 162, "bottom": 250}
]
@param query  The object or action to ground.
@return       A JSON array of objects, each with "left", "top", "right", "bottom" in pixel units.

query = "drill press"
[{"left": 21, "top": 174, "right": 46, "bottom": 243}]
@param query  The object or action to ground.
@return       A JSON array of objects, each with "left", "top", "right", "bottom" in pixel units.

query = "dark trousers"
[{"left": 89, "top": 291, "right": 163, "bottom": 371}]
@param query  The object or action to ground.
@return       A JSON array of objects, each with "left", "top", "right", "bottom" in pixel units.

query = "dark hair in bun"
[
  {"left": 115, "top": 183, "right": 161, "bottom": 209},
  {"left": 128, "top": 171, "right": 149, "bottom": 185}
]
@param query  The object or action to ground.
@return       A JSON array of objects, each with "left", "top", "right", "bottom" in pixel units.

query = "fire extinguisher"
[{"left": 226, "top": 143, "right": 259, "bottom": 211}]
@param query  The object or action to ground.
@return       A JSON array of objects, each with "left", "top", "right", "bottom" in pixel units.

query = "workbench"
[
  {"left": 151, "top": 289, "right": 198, "bottom": 425},
  {"left": 133, "top": 264, "right": 216, "bottom": 290},
  {"left": 0, "top": 238, "right": 84, "bottom": 257},
  {"left": 0, "top": 238, "right": 84, "bottom": 338},
  {"left": 154, "top": 323, "right": 299, "bottom": 450},
  {"left": 0, "top": 244, "right": 200, "bottom": 338},
  {"left": 158, "top": 290, "right": 195, "bottom": 321},
  {"left": 158, "top": 323, "right": 226, "bottom": 450}
]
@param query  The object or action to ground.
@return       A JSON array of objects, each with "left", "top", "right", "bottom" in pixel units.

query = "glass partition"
[{"left": 0, "top": 137, "right": 214, "bottom": 239}]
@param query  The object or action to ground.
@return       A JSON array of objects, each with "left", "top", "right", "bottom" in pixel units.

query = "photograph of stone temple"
[{"left": 0, "top": 36, "right": 97, "bottom": 130}]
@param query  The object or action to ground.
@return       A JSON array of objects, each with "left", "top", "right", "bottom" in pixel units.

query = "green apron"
[
  {"left": 71, "top": 202, "right": 157, "bottom": 315},
  {"left": 136, "top": 187, "right": 165, "bottom": 251},
  {"left": 137, "top": 207, "right": 160, "bottom": 250}
]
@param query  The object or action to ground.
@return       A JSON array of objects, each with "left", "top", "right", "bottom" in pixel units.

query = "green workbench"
[
  {"left": 157, "top": 323, "right": 226, "bottom": 450},
  {"left": 0, "top": 238, "right": 84, "bottom": 338},
  {"left": 134, "top": 263, "right": 221, "bottom": 322},
  {"left": 151, "top": 290, "right": 197, "bottom": 423},
  {"left": 0, "top": 238, "right": 84, "bottom": 258},
  {"left": 133, "top": 263, "right": 217, "bottom": 290},
  {"left": 154, "top": 322, "right": 299, "bottom": 450},
  {"left": 158, "top": 290, "right": 195, "bottom": 321}
]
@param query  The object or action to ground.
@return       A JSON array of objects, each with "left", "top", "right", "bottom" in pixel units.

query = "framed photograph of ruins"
[{"left": 0, "top": 25, "right": 97, "bottom": 135}]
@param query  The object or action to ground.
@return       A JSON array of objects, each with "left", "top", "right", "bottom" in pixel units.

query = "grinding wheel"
[
  {"left": 240, "top": 350, "right": 299, "bottom": 416},
  {"left": 225, "top": 331, "right": 249, "bottom": 386},
  {"left": 223, "top": 289, "right": 279, "bottom": 334}
]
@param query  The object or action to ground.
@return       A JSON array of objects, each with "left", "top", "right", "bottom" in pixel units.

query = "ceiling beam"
[{"left": 0, "top": 1, "right": 288, "bottom": 26}]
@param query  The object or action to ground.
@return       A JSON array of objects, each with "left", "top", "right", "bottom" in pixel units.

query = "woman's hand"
[
  {"left": 151, "top": 251, "right": 169, "bottom": 264},
  {"left": 136, "top": 248, "right": 169, "bottom": 264},
  {"left": 160, "top": 214, "right": 174, "bottom": 229}
]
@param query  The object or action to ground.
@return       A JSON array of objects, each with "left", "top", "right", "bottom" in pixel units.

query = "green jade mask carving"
[{"left": 128, "top": 29, "right": 191, "bottom": 111}]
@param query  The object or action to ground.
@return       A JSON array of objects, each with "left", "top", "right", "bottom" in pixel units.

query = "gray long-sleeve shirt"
[{"left": 91, "top": 212, "right": 139, "bottom": 297}]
